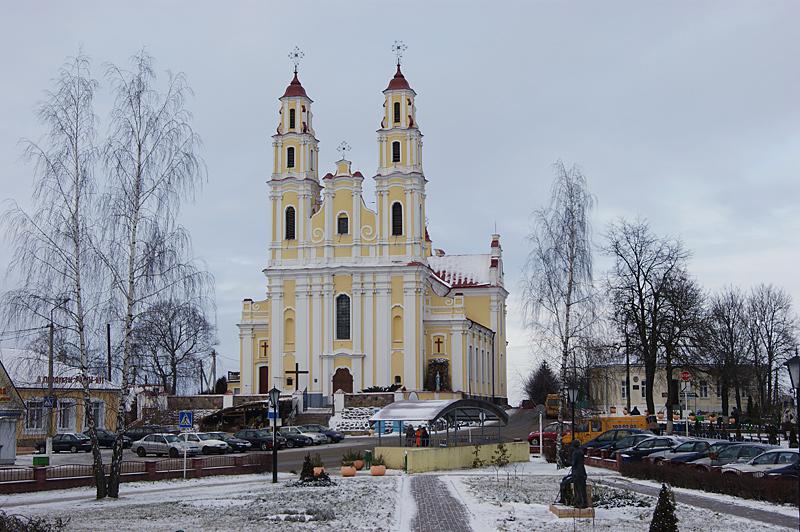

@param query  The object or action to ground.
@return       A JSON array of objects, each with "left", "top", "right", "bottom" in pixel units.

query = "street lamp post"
[
  {"left": 268, "top": 386, "right": 281, "bottom": 484},
  {"left": 783, "top": 352, "right": 800, "bottom": 448},
  {"left": 567, "top": 387, "right": 579, "bottom": 441},
  {"left": 46, "top": 297, "right": 70, "bottom": 458}
]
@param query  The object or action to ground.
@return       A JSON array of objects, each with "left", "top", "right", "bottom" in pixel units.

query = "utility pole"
[
  {"left": 211, "top": 350, "right": 217, "bottom": 389},
  {"left": 47, "top": 297, "right": 69, "bottom": 457},
  {"left": 106, "top": 323, "right": 112, "bottom": 381},
  {"left": 624, "top": 320, "right": 631, "bottom": 413},
  {"left": 198, "top": 360, "right": 204, "bottom": 394}
]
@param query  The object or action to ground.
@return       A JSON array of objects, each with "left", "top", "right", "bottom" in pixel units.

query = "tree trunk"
[{"left": 665, "top": 352, "right": 673, "bottom": 435}]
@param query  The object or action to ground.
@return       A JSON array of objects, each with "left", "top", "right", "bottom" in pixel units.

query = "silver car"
[
  {"left": 134, "top": 433, "right": 201, "bottom": 458},
  {"left": 177, "top": 432, "right": 230, "bottom": 454}
]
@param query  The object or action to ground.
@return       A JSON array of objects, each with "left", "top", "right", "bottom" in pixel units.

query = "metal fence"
[
  {"left": 46, "top": 464, "right": 93, "bottom": 479},
  {"left": 0, "top": 468, "right": 34, "bottom": 483},
  {"left": 155, "top": 458, "right": 185, "bottom": 473},
  {"left": 203, "top": 455, "right": 237, "bottom": 469}
]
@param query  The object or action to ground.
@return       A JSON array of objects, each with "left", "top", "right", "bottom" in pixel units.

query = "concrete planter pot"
[
  {"left": 353, "top": 459, "right": 365, "bottom": 471},
  {"left": 340, "top": 465, "right": 356, "bottom": 477},
  {"left": 370, "top": 465, "right": 386, "bottom": 476}
]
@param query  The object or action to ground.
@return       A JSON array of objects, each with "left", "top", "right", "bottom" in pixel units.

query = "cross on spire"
[
  {"left": 288, "top": 46, "right": 304, "bottom": 74},
  {"left": 337, "top": 140, "right": 351, "bottom": 161},
  {"left": 392, "top": 40, "right": 407, "bottom": 66}
]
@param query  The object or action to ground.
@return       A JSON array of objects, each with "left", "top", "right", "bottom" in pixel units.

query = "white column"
[
  {"left": 403, "top": 280, "right": 417, "bottom": 390},
  {"left": 352, "top": 274, "right": 362, "bottom": 355},
  {"left": 404, "top": 189, "right": 412, "bottom": 256},
  {"left": 323, "top": 279, "right": 334, "bottom": 354},
  {"left": 323, "top": 188, "right": 334, "bottom": 260},
  {"left": 313, "top": 279, "right": 323, "bottom": 394},
  {"left": 352, "top": 180, "right": 362, "bottom": 255},
  {"left": 270, "top": 285, "right": 284, "bottom": 391},
  {"left": 239, "top": 325, "right": 254, "bottom": 394},
  {"left": 296, "top": 279, "right": 309, "bottom": 391},
  {"left": 364, "top": 281, "right": 375, "bottom": 388},
  {"left": 451, "top": 326, "right": 464, "bottom": 392},
  {"left": 375, "top": 279, "right": 391, "bottom": 385}
]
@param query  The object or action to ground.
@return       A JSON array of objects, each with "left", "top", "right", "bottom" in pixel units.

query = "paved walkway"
[
  {"left": 410, "top": 476, "right": 472, "bottom": 532},
  {"left": 596, "top": 476, "right": 799, "bottom": 530}
]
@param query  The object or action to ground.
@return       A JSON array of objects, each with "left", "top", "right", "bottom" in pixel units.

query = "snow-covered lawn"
[{"left": 0, "top": 473, "right": 401, "bottom": 531}]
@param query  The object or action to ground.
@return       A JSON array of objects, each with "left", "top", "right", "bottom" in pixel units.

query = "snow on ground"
[
  {"left": 1, "top": 473, "right": 401, "bottom": 532},
  {"left": 444, "top": 473, "right": 793, "bottom": 531}
]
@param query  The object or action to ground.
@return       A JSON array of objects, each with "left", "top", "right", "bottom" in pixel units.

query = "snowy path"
[
  {"left": 410, "top": 476, "right": 472, "bottom": 532},
  {"left": 596, "top": 475, "right": 799, "bottom": 530}
]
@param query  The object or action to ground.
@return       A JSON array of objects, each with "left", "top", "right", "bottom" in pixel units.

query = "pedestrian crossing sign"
[{"left": 179, "top": 410, "right": 193, "bottom": 430}]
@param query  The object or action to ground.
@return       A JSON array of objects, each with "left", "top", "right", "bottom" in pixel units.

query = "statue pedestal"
[{"left": 548, "top": 504, "right": 595, "bottom": 518}]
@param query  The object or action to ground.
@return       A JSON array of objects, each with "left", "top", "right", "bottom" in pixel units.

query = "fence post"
[
  {"left": 192, "top": 457, "right": 204, "bottom": 478},
  {"left": 145, "top": 461, "right": 158, "bottom": 481},
  {"left": 33, "top": 466, "right": 47, "bottom": 490}
]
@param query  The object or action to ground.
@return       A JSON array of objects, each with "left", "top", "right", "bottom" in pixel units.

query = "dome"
[
  {"left": 282, "top": 71, "right": 308, "bottom": 98},
  {"left": 385, "top": 64, "right": 412, "bottom": 91}
]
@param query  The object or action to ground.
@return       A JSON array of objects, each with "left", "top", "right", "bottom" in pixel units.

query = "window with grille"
[
  {"left": 392, "top": 141, "right": 401, "bottom": 163},
  {"left": 84, "top": 401, "right": 104, "bottom": 429},
  {"left": 391, "top": 202, "right": 403, "bottom": 236},
  {"left": 393, "top": 102, "right": 400, "bottom": 123},
  {"left": 700, "top": 380, "right": 708, "bottom": 398},
  {"left": 641, "top": 380, "right": 647, "bottom": 398},
  {"left": 335, "top": 294, "right": 350, "bottom": 340},
  {"left": 25, "top": 401, "right": 44, "bottom": 431},
  {"left": 57, "top": 400, "right": 75, "bottom": 431},
  {"left": 287, "top": 147, "right": 295, "bottom": 168},
  {"left": 337, "top": 214, "right": 349, "bottom": 235},
  {"left": 285, "top": 206, "right": 296, "bottom": 240},
  {"left": 621, "top": 380, "right": 627, "bottom": 399},
  {"left": 289, "top": 108, "right": 296, "bottom": 129}
]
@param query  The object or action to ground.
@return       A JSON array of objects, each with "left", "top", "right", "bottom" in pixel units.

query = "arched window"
[
  {"left": 337, "top": 213, "right": 349, "bottom": 235},
  {"left": 392, "top": 141, "right": 401, "bottom": 163},
  {"left": 289, "top": 108, "right": 296, "bottom": 130},
  {"left": 309, "top": 149, "right": 314, "bottom": 171},
  {"left": 285, "top": 206, "right": 296, "bottom": 240},
  {"left": 393, "top": 101, "right": 401, "bottom": 124},
  {"left": 391, "top": 202, "right": 403, "bottom": 236},
  {"left": 287, "top": 147, "right": 295, "bottom": 168},
  {"left": 335, "top": 294, "right": 351, "bottom": 340}
]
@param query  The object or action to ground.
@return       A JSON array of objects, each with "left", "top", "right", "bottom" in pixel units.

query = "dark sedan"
[
  {"left": 607, "top": 433, "right": 654, "bottom": 457},
  {"left": 35, "top": 433, "right": 92, "bottom": 453},
  {"left": 83, "top": 428, "right": 131, "bottom": 449},
  {"left": 765, "top": 461, "right": 800, "bottom": 479},
  {"left": 582, "top": 428, "right": 652, "bottom": 451},
  {"left": 665, "top": 440, "right": 738, "bottom": 464},
  {"left": 278, "top": 427, "right": 313, "bottom": 448},
  {"left": 234, "top": 429, "right": 286, "bottom": 451},
  {"left": 207, "top": 432, "right": 253, "bottom": 452},
  {"left": 300, "top": 424, "right": 345, "bottom": 443},
  {"left": 619, "top": 436, "right": 682, "bottom": 461}
]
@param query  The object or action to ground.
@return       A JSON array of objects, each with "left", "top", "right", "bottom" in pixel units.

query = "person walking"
[
  {"left": 405, "top": 424, "right": 415, "bottom": 447},
  {"left": 415, "top": 426, "right": 422, "bottom": 448},
  {"left": 421, "top": 426, "right": 429, "bottom": 447}
]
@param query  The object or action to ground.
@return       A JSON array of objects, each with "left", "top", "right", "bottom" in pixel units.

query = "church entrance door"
[
  {"left": 258, "top": 366, "right": 269, "bottom": 394},
  {"left": 332, "top": 367, "right": 353, "bottom": 394}
]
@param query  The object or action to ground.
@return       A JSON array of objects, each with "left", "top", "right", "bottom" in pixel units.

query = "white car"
[
  {"left": 177, "top": 432, "right": 230, "bottom": 454},
  {"left": 134, "top": 433, "right": 201, "bottom": 458},
  {"left": 720, "top": 449, "right": 798, "bottom": 475},
  {"left": 281, "top": 426, "right": 328, "bottom": 445}
]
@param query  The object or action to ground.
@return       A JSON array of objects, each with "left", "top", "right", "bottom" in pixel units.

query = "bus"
[{"left": 561, "top": 414, "right": 649, "bottom": 445}]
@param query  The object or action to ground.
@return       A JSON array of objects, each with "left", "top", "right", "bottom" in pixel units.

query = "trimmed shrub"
[{"left": 649, "top": 483, "right": 678, "bottom": 532}]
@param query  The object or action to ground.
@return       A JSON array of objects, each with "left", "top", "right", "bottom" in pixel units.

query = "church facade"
[{"left": 236, "top": 60, "right": 508, "bottom": 406}]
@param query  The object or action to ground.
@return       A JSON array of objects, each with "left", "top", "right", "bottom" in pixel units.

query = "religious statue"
[{"left": 435, "top": 371, "right": 441, "bottom": 392}]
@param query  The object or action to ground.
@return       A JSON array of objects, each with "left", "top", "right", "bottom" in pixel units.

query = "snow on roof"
[
  {"left": 0, "top": 348, "right": 119, "bottom": 390},
  {"left": 427, "top": 254, "right": 492, "bottom": 288},
  {"left": 370, "top": 399, "right": 508, "bottom": 424}
]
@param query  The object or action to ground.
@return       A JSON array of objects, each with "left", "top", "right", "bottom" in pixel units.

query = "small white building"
[{"left": 0, "top": 358, "right": 24, "bottom": 465}]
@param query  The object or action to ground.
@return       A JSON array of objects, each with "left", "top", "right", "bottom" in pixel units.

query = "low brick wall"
[
  {"left": 344, "top": 393, "right": 395, "bottom": 409},
  {"left": 167, "top": 395, "right": 225, "bottom": 411},
  {"left": 375, "top": 441, "right": 529, "bottom": 474},
  {"left": 0, "top": 454, "right": 271, "bottom": 495},
  {"left": 584, "top": 448, "right": 621, "bottom": 471}
]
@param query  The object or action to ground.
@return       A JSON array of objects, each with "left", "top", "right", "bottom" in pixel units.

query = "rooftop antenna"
[
  {"left": 288, "top": 46, "right": 304, "bottom": 74},
  {"left": 392, "top": 40, "right": 407, "bottom": 67},
  {"left": 337, "top": 140, "right": 351, "bottom": 161}
]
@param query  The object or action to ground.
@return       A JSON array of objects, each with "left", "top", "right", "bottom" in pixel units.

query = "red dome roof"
[
  {"left": 385, "top": 64, "right": 412, "bottom": 91},
  {"left": 282, "top": 71, "right": 308, "bottom": 98}
]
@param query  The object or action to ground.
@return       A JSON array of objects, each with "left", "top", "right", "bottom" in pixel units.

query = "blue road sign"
[
  {"left": 43, "top": 396, "right": 56, "bottom": 408},
  {"left": 267, "top": 410, "right": 278, "bottom": 420},
  {"left": 178, "top": 410, "right": 194, "bottom": 430}
]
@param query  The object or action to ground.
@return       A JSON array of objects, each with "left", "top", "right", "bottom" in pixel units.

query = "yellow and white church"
[{"left": 236, "top": 57, "right": 508, "bottom": 406}]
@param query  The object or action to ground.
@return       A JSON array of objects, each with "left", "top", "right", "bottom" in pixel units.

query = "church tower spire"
[{"left": 269, "top": 47, "right": 322, "bottom": 265}]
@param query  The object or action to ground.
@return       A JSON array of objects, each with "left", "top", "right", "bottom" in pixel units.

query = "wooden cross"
[
  {"left": 285, "top": 362, "right": 309, "bottom": 391},
  {"left": 260, "top": 340, "right": 268, "bottom": 358},
  {"left": 434, "top": 337, "right": 444, "bottom": 353}
]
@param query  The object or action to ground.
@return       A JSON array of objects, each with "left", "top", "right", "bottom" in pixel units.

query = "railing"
[
  {"left": 203, "top": 455, "right": 237, "bottom": 469},
  {"left": 120, "top": 461, "right": 147, "bottom": 475},
  {"left": 0, "top": 468, "right": 34, "bottom": 483},
  {"left": 46, "top": 464, "right": 94, "bottom": 479},
  {"left": 155, "top": 458, "right": 185, "bottom": 473}
]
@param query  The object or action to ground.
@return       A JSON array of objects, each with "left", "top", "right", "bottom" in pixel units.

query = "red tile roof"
[
  {"left": 282, "top": 71, "right": 308, "bottom": 98},
  {"left": 385, "top": 64, "right": 412, "bottom": 91}
]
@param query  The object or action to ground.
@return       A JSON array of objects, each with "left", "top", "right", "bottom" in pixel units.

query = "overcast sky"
[{"left": 1, "top": 1, "right": 798, "bottom": 404}]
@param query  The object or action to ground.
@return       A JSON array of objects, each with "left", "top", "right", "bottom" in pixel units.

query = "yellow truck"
[{"left": 561, "top": 415, "right": 648, "bottom": 445}]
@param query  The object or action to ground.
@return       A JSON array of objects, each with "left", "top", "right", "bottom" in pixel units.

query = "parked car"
[
  {"left": 606, "top": 433, "right": 653, "bottom": 456},
  {"left": 35, "top": 432, "right": 93, "bottom": 453},
  {"left": 206, "top": 432, "right": 252, "bottom": 452},
  {"left": 278, "top": 427, "right": 316, "bottom": 447},
  {"left": 282, "top": 426, "right": 327, "bottom": 445},
  {"left": 233, "top": 429, "right": 285, "bottom": 451},
  {"left": 300, "top": 424, "right": 345, "bottom": 443},
  {"left": 720, "top": 449, "right": 798, "bottom": 475},
  {"left": 124, "top": 425, "right": 172, "bottom": 442},
  {"left": 177, "top": 432, "right": 230, "bottom": 454},
  {"left": 764, "top": 461, "right": 800, "bottom": 479},
  {"left": 665, "top": 440, "right": 738, "bottom": 464},
  {"left": 134, "top": 433, "right": 200, "bottom": 458},
  {"left": 646, "top": 439, "right": 711, "bottom": 463},
  {"left": 581, "top": 428, "right": 652, "bottom": 451},
  {"left": 83, "top": 428, "right": 131, "bottom": 449},
  {"left": 619, "top": 436, "right": 684, "bottom": 461},
  {"left": 690, "top": 443, "right": 774, "bottom": 470},
  {"left": 528, "top": 421, "right": 571, "bottom": 446}
]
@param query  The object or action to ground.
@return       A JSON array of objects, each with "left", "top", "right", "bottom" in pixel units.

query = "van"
[{"left": 562, "top": 415, "right": 649, "bottom": 445}]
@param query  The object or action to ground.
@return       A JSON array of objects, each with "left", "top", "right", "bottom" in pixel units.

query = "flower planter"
[
  {"left": 340, "top": 466, "right": 356, "bottom": 477},
  {"left": 610, "top": 406, "right": 617, "bottom": 414},
  {"left": 353, "top": 459, "right": 365, "bottom": 471},
  {"left": 657, "top": 413, "right": 665, "bottom": 420},
  {"left": 313, "top": 467, "right": 325, "bottom": 477},
  {"left": 370, "top": 465, "right": 386, "bottom": 476}
]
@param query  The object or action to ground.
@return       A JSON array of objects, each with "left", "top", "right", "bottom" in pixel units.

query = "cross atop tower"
[
  {"left": 392, "top": 40, "right": 407, "bottom": 66},
  {"left": 288, "top": 46, "right": 305, "bottom": 74},
  {"left": 337, "top": 140, "right": 351, "bottom": 161}
]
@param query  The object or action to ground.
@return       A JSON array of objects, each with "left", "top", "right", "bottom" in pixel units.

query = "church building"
[{"left": 236, "top": 53, "right": 508, "bottom": 406}]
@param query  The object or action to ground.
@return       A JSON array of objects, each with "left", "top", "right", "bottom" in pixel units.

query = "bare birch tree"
[
  {"left": 101, "top": 50, "right": 209, "bottom": 497},
  {"left": 604, "top": 219, "right": 688, "bottom": 417},
  {"left": 1, "top": 54, "right": 108, "bottom": 498},
  {"left": 522, "top": 161, "right": 595, "bottom": 467}
]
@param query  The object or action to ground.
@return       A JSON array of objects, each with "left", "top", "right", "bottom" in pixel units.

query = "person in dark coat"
[
  {"left": 420, "top": 426, "right": 430, "bottom": 447},
  {"left": 405, "top": 424, "right": 416, "bottom": 447}
]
